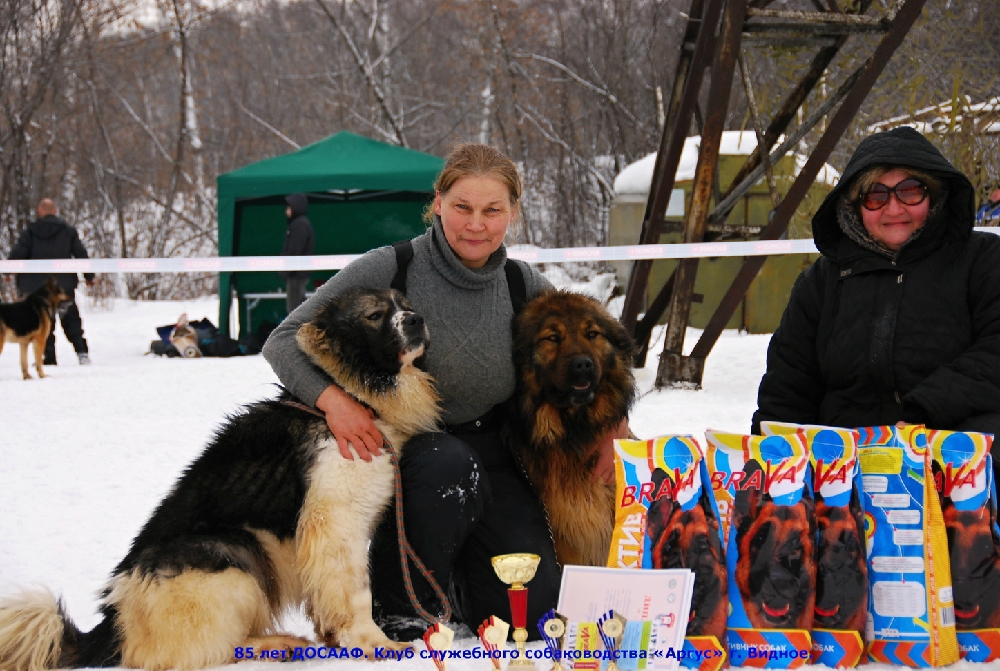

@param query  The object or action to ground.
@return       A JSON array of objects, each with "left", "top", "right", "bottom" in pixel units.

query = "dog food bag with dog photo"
[
  {"left": 704, "top": 430, "right": 814, "bottom": 669},
  {"left": 857, "top": 425, "right": 959, "bottom": 667},
  {"left": 928, "top": 428, "right": 1000, "bottom": 662},
  {"left": 760, "top": 422, "right": 868, "bottom": 668},
  {"left": 607, "top": 436, "right": 728, "bottom": 671}
]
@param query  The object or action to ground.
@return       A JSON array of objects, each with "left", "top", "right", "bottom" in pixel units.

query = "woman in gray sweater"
[{"left": 263, "top": 144, "right": 559, "bottom": 640}]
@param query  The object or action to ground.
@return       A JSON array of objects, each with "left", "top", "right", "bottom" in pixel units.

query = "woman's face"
[
  {"left": 434, "top": 175, "right": 516, "bottom": 269},
  {"left": 860, "top": 168, "right": 930, "bottom": 251}
]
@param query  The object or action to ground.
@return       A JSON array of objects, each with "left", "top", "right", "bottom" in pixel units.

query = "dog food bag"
[
  {"left": 607, "top": 436, "right": 728, "bottom": 671},
  {"left": 857, "top": 425, "right": 959, "bottom": 667},
  {"left": 704, "top": 430, "right": 814, "bottom": 669},
  {"left": 761, "top": 422, "right": 868, "bottom": 668},
  {"left": 927, "top": 428, "right": 1000, "bottom": 662}
]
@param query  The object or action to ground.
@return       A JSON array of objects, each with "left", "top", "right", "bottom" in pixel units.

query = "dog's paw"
[
  {"left": 240, "top": 635, "right": 314, "bottom": 663},
  {"left": 363, "top": 639, "right": 413, "bottom": 661},
  {"left": 339, "top": 624, "right": 411, "bottom": 661}
]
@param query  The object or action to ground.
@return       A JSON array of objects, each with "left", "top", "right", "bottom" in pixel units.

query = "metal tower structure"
[{"left": 620, "top": 0, "right": 927, "bottom": 388}]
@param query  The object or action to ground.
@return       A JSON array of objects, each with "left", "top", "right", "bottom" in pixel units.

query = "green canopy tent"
[{"left": 216, "top": 131, "right": 444, "bottom": 337}]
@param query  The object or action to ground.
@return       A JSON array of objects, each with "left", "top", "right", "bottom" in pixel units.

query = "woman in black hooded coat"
[{"left": 752, "top": 127, "right": 1000, "bottom": 446}]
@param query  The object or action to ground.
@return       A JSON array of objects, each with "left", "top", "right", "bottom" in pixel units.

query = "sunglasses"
[{"left": 862, "top": 177, "right": 928, "bottom": 211}]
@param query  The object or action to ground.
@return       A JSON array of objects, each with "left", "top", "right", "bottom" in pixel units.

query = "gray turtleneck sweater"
[{"left": 262, "top": 218, "right": 552, "bottom": 425}]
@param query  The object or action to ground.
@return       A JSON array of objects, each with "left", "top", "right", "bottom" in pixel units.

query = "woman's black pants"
[{"left": 369, "top": 423, "right": 560, "bottom": 639}]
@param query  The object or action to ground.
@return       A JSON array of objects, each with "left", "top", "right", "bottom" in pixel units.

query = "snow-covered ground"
[{"left": 0, "top": 291, "right": 988, "bottom": 671}]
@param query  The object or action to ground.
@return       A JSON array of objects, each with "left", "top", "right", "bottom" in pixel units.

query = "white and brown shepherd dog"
[
  {"left": 0, "top": 276, "right": 69, "bottom": 380},
  {"left": 505, "top": 291, "right": 637, "bottom": 567},
  {"left": 0, "top": 288, "right": 441, "bottom": 670}
]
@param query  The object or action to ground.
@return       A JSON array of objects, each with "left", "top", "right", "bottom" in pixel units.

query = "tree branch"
[
  {"left": 236, "top": 102, "right": 300, "bottom": 149},
  {"left": 314, "top": 0, "right": 408, "bottom": 146}
]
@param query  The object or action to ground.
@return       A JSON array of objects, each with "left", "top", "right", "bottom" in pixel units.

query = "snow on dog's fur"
[{"left": 0, "top": 288, "right": 440, "bottom": 670}]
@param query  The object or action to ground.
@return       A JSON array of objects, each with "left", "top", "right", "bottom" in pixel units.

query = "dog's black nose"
[
  {"left": 571, "top": 356, "right": 594, "bottom": 374},
  {"left": 403, "top": 313, "right": 424, "bottom": 327}
]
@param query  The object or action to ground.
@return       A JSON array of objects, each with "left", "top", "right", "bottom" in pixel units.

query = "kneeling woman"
[
  {"left": 264, "top": 144, "right": 620, "bottom": 640},
  {"left": 753, "top": 127, "right": 1000, "bottom": 451}
]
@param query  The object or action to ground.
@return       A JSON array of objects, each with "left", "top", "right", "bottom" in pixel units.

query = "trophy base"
[{"left": 508, "top": 659, "right": 535, "bottom": 668}]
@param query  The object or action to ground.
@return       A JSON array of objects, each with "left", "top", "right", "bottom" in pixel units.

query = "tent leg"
[{"left": 219, "top": 272, "right": 233, "bottom": 338}]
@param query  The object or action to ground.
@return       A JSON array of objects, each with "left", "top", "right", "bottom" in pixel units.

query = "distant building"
[{"left": 609, "top": 131, "right": 839, "bottom": 334}]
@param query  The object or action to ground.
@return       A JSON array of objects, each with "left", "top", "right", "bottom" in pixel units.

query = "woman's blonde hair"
[
  {"left": 423, "top": 143, "right": 522, "bottom": 224},
  {"left": 848, "top": 165, "right": 944, "bottom": 206}
]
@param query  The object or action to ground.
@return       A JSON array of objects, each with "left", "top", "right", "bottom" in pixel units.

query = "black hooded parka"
[
  {"left": 752, "top": 127, "right": 1000, "bottom": 436},
  {"left": 10, "top": 215, "right": 94, "bottom": 295}
]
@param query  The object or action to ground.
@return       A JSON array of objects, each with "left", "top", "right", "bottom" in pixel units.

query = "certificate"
[{"left": 556, "top": 566, "right": 694, "bottom": 671}]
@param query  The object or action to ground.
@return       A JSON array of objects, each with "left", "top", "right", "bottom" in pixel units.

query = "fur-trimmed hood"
[{"left": 812, "top": 127, "right": 975, "bottom": 264}]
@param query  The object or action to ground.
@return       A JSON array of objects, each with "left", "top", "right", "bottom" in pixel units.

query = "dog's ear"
[
  {"left": 699, "top": 486, "right": 726, "bottom": 559},
  {"left": 598, "top": 311, "right": 635, "bottom": 359},
  {"left": 735, "top": 460, "right": 764, "bottom": 516},
  {"left": 646, "top": 468, "right": 676, "bottom": 542},
  {"left": 802, "top": 480, "right": 816, "bottom": 536},
  {"left": 734, "top": 460, "right": 764, "bottom": 543},
  {"left": 297, "top": 321, "right": 332, "bottom": 358}
]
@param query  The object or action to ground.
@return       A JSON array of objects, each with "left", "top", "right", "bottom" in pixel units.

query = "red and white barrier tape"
[{"left": 3, "top": 229, "right": 998, "bottom": 273}]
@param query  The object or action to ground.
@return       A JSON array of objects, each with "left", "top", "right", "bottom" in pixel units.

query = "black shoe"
[
  {"left": 43, "top": 355, "right": 57, "bottom": 366},
  {"left": 378, "top": 616, "right": 433, "bottom": 643}
]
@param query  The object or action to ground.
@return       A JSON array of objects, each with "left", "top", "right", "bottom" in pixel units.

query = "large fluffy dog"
[
  {"left": 505, "top": 290, "right": 636, "bottom": 567},
  {"left": 0, "top": 276, "right": 69, "bottom": 380},
  {"left": 0, "top": 288, "right": 440, "bottom": 670}
]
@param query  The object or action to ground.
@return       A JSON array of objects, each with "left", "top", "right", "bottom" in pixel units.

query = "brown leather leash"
[{"left": 281, "top": 399, "right": 452, "bottom": 625}]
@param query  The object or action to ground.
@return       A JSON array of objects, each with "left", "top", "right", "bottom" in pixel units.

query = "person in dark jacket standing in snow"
[
  {"left": 10, "top": 198, "right": 94, "bottom": 365},
  {"left": 753, "top": 127, "right": 1000, "bottom": 448},
  {"left": 279, "top": 193, "right": 315, "bottom": 313}
]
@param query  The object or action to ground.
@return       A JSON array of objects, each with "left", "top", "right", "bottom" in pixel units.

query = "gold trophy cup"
[{"left": 492, "top": 553, "right": 541, "bottom": 667}]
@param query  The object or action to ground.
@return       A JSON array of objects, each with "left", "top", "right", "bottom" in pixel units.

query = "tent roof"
[{"left": 217, "top": 131, "right": 444, "bottom": 199}]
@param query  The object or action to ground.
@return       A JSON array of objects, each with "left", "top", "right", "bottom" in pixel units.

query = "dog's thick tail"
[{"left": 0, "top": 589, "right": 82, "bottom": 671}]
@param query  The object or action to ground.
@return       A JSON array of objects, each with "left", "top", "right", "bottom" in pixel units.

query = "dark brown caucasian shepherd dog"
[
  {"left": 0, "top": 276, "right": 69, "bottom": 380},
  {"left": 505, "top": 290, "right": 636, "bottom": 567},
  {"left": 0, "top": 288, "right": 440, "bottom": 671}
]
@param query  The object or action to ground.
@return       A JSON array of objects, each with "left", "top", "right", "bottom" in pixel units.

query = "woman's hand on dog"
[
  {"left": 315, "top": 385, "right": 384, "bottom": 461},
  {"left": 592, "top": 418, "right": 630, "bottom": 485}
]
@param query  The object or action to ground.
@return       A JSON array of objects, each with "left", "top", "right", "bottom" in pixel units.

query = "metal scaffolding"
[{"left": 620, "top": 0, "right": 927, "bottom": 388}]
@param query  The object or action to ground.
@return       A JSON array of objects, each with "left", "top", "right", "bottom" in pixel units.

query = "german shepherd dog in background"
[
  {"left": 813, "top": 495, "right": 867, "bottom": 632},
  {"left": 0, "top": 276, "right": 69, "bottom": 380},
  {"left": 0, "top": 288, "right": 441, "bottom": 671},
  {"left": 733, "top": 460, "right": 816, "bottom": 629},
  {"left": 941, "top": 498, "right": 1000, "bottom": 628},
  {"left": 505, "top": 291, "right": 636, "bottom": 567}
]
